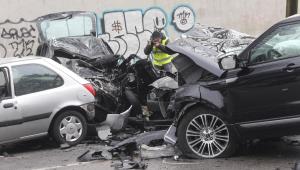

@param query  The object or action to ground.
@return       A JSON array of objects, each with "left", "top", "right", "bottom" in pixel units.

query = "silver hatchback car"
[{"left": 0, "top": 56, "right": 95, "bottom": 145}]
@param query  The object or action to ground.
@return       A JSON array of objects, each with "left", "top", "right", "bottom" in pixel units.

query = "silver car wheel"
[
  {"left": 186, "top": 114, "right": 229, "bottom": 158},
  {"left": 59, "top": 116, "right": 83, "bottom": 142}
]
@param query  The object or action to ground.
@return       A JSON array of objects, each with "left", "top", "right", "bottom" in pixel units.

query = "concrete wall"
[{"left": 0, "top": 0, "right": 287, "bottom": 58}]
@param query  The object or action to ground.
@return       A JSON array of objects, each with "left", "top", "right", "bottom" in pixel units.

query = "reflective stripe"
[
  {"left": 154, "top": 55, "right": 173, "bottom": 62},
  {"left": 153, "top": 56, "right": 173, "bottom": 66}
]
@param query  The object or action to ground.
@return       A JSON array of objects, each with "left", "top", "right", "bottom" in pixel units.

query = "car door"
[
  {"left": 11, "top": 63, "right": 64, "bottom": 137},
  {"left": 0, "top": 67, "right": 22, "bottom": 143},
  {"left": 226, "top": 22, "right": 300, "bottom": 123}
]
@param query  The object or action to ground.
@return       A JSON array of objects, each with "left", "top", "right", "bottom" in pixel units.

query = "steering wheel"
[{"left": 267, "top": 49, "right": 282, "bottom": 59}]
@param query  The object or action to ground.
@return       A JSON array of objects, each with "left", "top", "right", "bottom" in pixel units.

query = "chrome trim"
[
  {"left": 239, "top": 116, "right": 300, "bottom": 128},
  {"left": 20, "top": 132, "right": 48, "bottom": 139}
]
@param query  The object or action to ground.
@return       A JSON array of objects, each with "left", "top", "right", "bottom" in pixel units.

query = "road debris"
[
  {"left": 97, "top": 125, "right": 112, "bottom": 140},
  {"left": 77, "top": 130, "right": 175, "bottom": 169},
  {"left": 78, "top": 149, "right": 113, "bottom": 162},
  {"left": 0, "top": 151, "right": 9, "bottom": 157},
  {"left": 294, "top": 162, "right": 300, "bottom": 170},
  {"left": 111, "top": 159, "right": 147, "bottom": 170},
  {"left": 140, "top": 144, "right": 177, "bottom": 159},
  {"left": 60, "top": 143, "right": 71, "bottom": 150},
  {"left": 282, "top": 135, "right": 300, "bottom": 146}
]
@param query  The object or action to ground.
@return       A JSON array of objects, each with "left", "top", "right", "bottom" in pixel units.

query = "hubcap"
[
  {"left": 59, "top": 116, "right": 83, "bottom": 142},
  {"left": 186, "top": 114, "right": 229, "bottom": 158}
]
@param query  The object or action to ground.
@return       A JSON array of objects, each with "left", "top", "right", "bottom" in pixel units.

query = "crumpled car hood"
[
  {"left": 150, "top": 76, "right": 178, "bottom": 90},
  {"left": 51, "top": 36, "right": 113, "bottom": 60},
  {"left": 50, "top": 36, "right": 118, "bottom": 78},
  {"left": 168, "top": 24, "right": 255, "bottom": 78},
  {"left": 168, "top": 38, "right": 223, "bottom": 77}
]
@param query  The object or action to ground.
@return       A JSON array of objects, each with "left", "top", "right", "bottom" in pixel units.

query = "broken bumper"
[
  {"left": 164, "top": 124, "right": 177, "bottom": 145},
  {"left": 99, "top": 105, "right": 132, "bottom": 130},
  {"left": 80, "top": 102, "right": 96, "bottom": 121}
]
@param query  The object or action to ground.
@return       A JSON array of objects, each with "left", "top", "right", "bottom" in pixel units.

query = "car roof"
[
  {"left": 36, "top": 11, "right": 94, "bottom": 22},
  {"left": 278, "top": 14, "right": 300, "bottom": 24},
  {"left": 0, "top": 56, "right": 45, "bottom": 65}
]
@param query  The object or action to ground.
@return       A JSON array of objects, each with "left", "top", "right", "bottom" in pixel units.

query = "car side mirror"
[{"left": 218, "top": 53, "right": 238, "bottom": 70}]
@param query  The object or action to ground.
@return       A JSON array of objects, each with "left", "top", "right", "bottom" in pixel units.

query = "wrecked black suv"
[{"left": 165, "top": 15, "right": 300, "bottom": 158}]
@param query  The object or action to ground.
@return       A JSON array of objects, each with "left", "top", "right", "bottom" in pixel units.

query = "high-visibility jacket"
[{"left": 152, "top": 38, "right": 173, "bottom": 66}]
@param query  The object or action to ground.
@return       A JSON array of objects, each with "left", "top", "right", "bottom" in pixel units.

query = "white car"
[{"left": 0, "top": 56, "right": 95, "bottom": 145}]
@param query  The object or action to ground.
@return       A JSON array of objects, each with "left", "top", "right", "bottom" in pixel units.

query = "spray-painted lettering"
[
  {"left": 0, "top": 5, "right": 195, "bottom": 59},
  {"left": 0, "top": 19, "right": 38, "bottom": 58}
]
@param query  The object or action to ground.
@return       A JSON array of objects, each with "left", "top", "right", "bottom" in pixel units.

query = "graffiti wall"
[
  {"left": 0, "top": 5, "right": 195, "bottom": 58},
  {"left": 0, "top": 19, "right": 39, "bottom": 58},
  {"left": 99, "top": 6, "right": 195, "bottom": 58}
]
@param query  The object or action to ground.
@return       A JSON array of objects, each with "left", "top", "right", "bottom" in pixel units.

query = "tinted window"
[
  {"left": 0, "top": 70, "right": 5, "bottom": 86},
  {"left": 0, "top": 68, "right": 10, "bottom": 98},
  {"left": 12, "top": 64, "right": 64, "bottom": 96},
  {"left": 250, "top": 23, "right": 300, "bottom": 64}
]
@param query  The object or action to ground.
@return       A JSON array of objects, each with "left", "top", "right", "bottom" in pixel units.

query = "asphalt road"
[{"left": 1, "top": 137, "right": 300, "bottom": 170}]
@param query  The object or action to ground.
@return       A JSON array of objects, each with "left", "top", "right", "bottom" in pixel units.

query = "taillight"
[{"left": 83, "top": 83, "right": 96, "bottom": 96}]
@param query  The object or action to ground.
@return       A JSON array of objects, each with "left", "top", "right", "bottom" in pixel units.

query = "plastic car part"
[
  {"left": 96, "top": 125, "right": 111, "bottom": 140},
  {"left": 108, "top": 130, "right": 167, "bottom": 152},
  {"left": 164, "top": 124, "right": 177, "bottom": 145},
  {"left": 77, "top": 130, "right": 168, "bottom": 163},
  {"left": 140, "top": 144, "right": 176, "bottom": 159},
  {"left": 99, "top": 105, "right": 132, "bottom": 130}
]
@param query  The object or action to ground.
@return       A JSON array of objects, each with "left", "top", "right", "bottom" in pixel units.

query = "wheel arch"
[
  {"left": 175, "top": 100, "right": 222, "bottom": 127},
  {"left": 48, "top": 106, "right": 88, "bottom": 133},
  {"left": 174, "top": 100, "right": 241, "bottom": 141}
]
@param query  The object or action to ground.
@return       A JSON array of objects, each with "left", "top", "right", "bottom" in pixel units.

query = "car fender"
[
  {"left": 174, "top": 85, "right": 227, "bottom": 126},
  {"left": 50, "top": 101, "right": 93, "bottom": 121}
]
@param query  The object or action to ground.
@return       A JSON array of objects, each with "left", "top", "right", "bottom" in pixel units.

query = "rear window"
[{"left": 12, "top": 64, "right": 64, "bottom": 96}]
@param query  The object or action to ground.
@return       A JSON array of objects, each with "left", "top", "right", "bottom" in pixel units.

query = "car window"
[
  {"left": 0, "top": 68, "right": 10, "bottom": 98},
  {"left": 12, "top": 64, "right": 64, "bottom": 96},
  {"left": 40, "top": 14, "right": 94, "bottom": 40},
  {"left": 249, "top": 23, "right": 300, "bottom": 64},
  {"left": 0, "top": 70, "right": 5, "bottom": 86}
]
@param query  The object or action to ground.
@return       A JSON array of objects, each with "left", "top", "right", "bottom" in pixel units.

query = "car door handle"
[
  {"left": 3, "top": 103, "right": 14, "bottom": 108},
  {"left": 284, "top": 63, "right": 297, "bottom": 73}
]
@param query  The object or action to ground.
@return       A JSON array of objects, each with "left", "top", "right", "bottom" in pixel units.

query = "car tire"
[
  {"left": 52, "top": 110, "right": 87, "bottom": 146},
  {"left": 177, "top": 107, "right": 236, "bottom": 159}
]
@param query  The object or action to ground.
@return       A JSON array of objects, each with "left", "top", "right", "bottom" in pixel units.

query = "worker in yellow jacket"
[{"left": 144, "top": 31, "right": 174, "bottom": 73}]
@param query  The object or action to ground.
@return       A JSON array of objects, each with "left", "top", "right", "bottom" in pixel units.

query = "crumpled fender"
[{"left": 173, "top": 84, "right": 225, "bottom": 126}]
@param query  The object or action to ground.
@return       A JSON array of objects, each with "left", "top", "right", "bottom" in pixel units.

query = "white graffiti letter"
[
  {"left": 124, "top": 11, "right": 143, "bottom": 34},
  {"left": 143, "top": 8, "right": 167, "bottom": 32},
  {"left": 103, "top": 12, "right": 126, "bottom": 37}
]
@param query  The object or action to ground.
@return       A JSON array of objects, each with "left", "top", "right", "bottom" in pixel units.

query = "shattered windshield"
[
  {"left": 40, "top": 14, "right": 94, "bottom": 40},
  {"left": 250, "top": 23, "right": 300, "bottom": 64}
]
